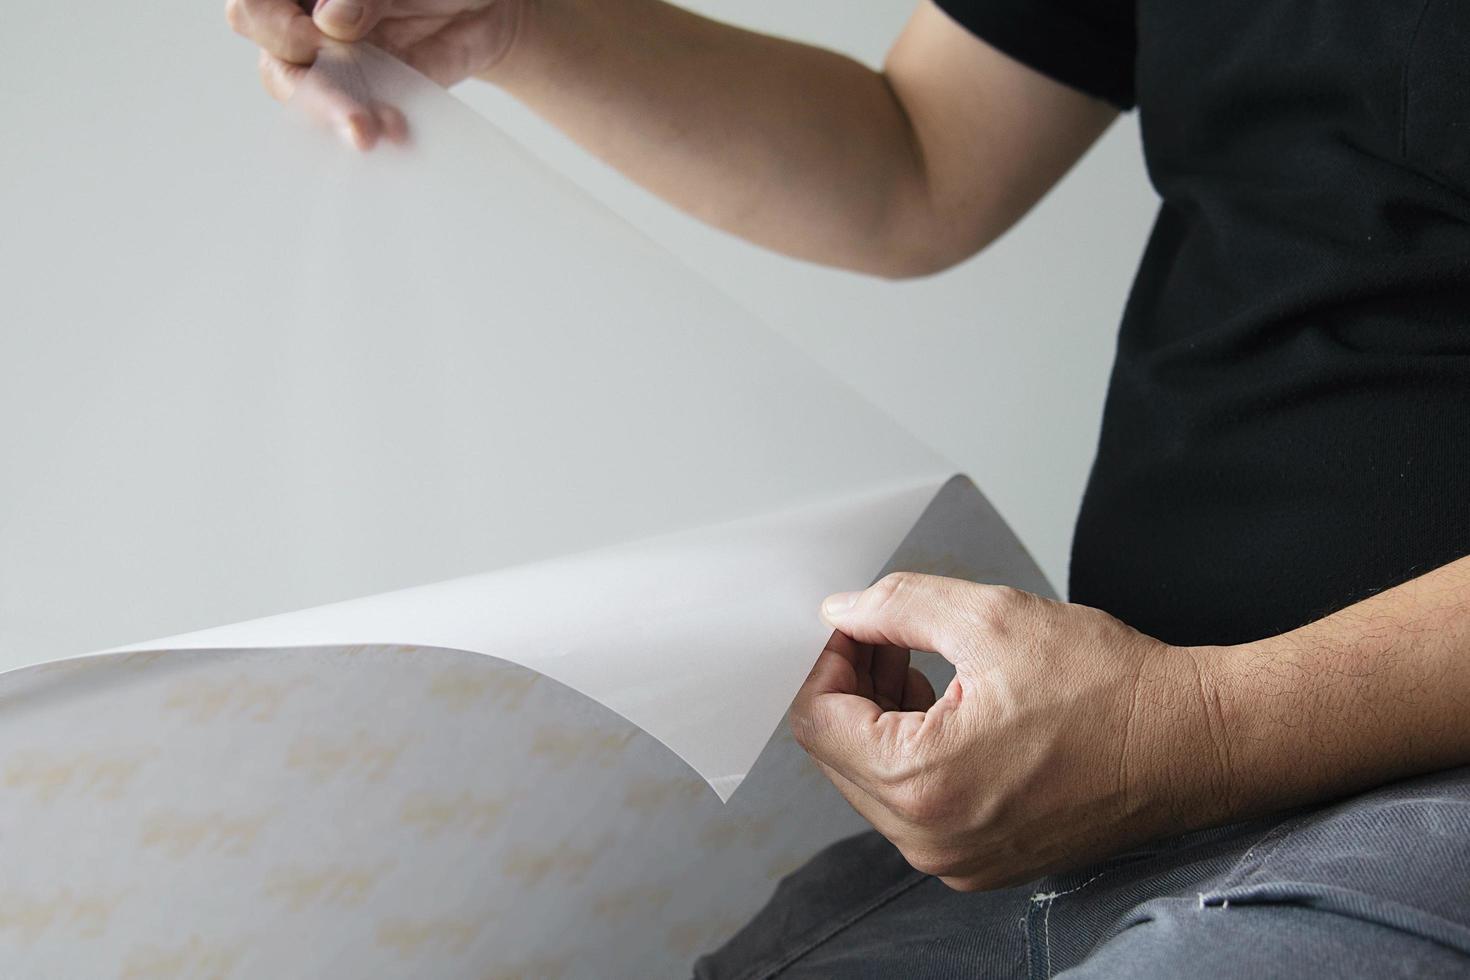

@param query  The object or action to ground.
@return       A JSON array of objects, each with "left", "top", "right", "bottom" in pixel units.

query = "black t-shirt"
[{"left": 937, "top": 0, "right": 1470, "bottom": 646}]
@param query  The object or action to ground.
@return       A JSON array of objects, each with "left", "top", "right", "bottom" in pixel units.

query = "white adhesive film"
[{"left": 0, "top": 44, "right": 1052, "bottom": 976}]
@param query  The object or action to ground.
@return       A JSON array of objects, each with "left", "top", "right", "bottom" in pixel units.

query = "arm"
[
  {"left": 1200, "top": 554, "right": 1470, "bottom": 822},
  {"left": 792, "top": 559, "right": 1470, "bottom": 890},
  {"left": 488, "top": 1, "right": 1116, "bottom": 276},
  {"left": 230, "top": 0, "right": 1117, "bottom": 277}
]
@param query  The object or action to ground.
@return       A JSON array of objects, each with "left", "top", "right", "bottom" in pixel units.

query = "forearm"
[
  {"left": 485, "top": 0, "right": 946, "bottom": 276},
  {"left": 1196, "top": 554, "right": 1470, "bottom": 820},
  {"left": 241, "top": 1, "right": 1115, "bottom": 273}
]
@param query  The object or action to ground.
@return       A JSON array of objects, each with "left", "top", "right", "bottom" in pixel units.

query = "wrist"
[
  {"left": 1125, "top": 642, "right": 1244, "bottom": 836},
  {"left": 475, "top": 0, "right": 577, "bottom": 90},
  {"left": 1127, "top": 559, "right": 1470, "bottom": 842},
  {"left": 1180, "top": 642, "right": 1263, "bottom": 820},
  {"left": 1117, "top": 639, "right": 1308, "bottom": 841},
  {"left": 470, "top": 0, "right": 537, "bottom": 88}
]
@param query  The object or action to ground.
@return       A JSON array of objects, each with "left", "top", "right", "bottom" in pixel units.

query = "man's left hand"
[{"left": 790, "top": 572, "right": 1229, "bottom": 891}]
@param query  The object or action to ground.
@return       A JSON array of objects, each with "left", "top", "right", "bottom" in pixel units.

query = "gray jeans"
[{"left": 694, "top": 767, "right": 1470, "bottom": 978}]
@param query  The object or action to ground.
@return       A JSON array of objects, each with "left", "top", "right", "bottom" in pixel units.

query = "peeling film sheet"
[{"left": 0, "top": 45, "right": 1051, "bottom": 977}]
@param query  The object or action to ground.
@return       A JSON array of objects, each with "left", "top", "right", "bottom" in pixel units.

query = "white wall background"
[{"left": 0, "top": 0, "right": 1156, "bottom": 590}]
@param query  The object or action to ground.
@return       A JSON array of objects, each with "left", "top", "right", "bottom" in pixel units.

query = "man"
[{"left": 229, "top": 0, "right": 1470, "bottom": 974}]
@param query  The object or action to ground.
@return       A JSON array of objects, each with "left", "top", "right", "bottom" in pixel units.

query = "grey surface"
[{"left": 882, "top": 474, "right": 1057, "bottom": 599}]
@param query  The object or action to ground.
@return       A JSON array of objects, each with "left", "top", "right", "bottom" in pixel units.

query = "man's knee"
[{"left": 1063, "top": 899, "right": 1470, "bottom": 979}]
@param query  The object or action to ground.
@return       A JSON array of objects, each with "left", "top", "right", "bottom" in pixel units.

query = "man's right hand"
[{"left": 225, "top": 0, "right": 529, "bottom": 147}]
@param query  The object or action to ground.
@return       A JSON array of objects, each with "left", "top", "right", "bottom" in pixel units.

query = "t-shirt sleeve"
[{"left": 933, "top": 0, "right": 1136, "bottom": 110}]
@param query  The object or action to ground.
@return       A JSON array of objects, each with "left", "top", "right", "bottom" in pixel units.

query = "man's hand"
[
  {"left": 794, "top": 558, "right": 1470, "bottom": 892},
  {"left": 791, "top": 572, "right": 1230, "bottom": 891},
  {"left": 225, "top": 0, "right": 527, "bottom": 147}
]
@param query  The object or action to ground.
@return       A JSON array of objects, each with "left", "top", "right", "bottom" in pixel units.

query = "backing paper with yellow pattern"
[{"left": 0, "top": 45, "right": 1053, "bottom": 978}]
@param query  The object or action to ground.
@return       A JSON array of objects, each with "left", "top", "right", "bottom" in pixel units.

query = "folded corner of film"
[{"left": 0, "top": 44, "right": 1053, "bottom": 976}]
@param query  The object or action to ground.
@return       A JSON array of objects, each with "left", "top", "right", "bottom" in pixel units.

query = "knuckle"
[
  {"left": 788, "top": 709, "right": 816, "bottom": 753},
  {"left": 256, "top": 52, "right": 286, "bottom": 101},
  {"left": 965, "top": 584, "right": 1026, "bottom": 637},
  {"left": 983, "top": 584, "right": 1023, "bottom": 608},
  {"left": 286, "top": 16, "right": 321, "bottom": 61},
  {"left": 868, "top": 571, "right": 942, "bottom": 640},
  {"left": 224, "top": 0, "right": 247, "bottom": 34},
  {"left": 868, "top": 572, "right": 917, "bottom": 614},
  {"left": 868, "top": 573, "right": 982, "bottom": 655}
]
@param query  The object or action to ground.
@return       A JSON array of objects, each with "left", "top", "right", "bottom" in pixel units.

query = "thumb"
[
  {"left": 313, "top": 0, "right": 390, "bottom": 42},
  {"left": 821, "top": 572, "right": 995, "bottom": 663}
]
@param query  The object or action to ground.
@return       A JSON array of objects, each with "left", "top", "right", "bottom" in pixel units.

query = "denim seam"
[
  {"left": 733, "top": 871, "right": 930, "bottom": 980},
  {"left": 1035, "top": 872, "right": 1108, "bottom": 978},
  {"left": 1240, "top": 819, "right": 1305, "bottom": 881},
  {"left": 1218, "top": 815, "right": 1306, "bottom": 888}
]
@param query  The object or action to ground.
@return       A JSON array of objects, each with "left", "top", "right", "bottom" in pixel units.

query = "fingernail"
[
  {"left": 318, "top": 0, "right": 366, "bottom": 31},
  {"left": 822, "top": 591, "right": 861, "bottom": 619}
]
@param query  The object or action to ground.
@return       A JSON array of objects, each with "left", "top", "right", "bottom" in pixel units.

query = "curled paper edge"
[
  {"left": 0, "top": 44, "right": 1054, "bottom": 804},
  {"left": 0, "top": 475, "right": 1051, "bottom": 801}
]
